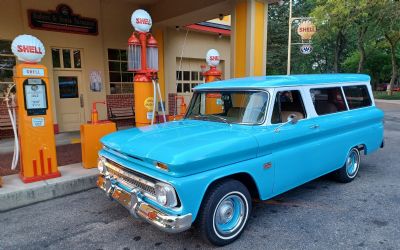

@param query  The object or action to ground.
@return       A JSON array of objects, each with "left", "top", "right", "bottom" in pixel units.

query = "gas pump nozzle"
[{"left": 91, "top": 101, "right": 106, "bottom": 124}]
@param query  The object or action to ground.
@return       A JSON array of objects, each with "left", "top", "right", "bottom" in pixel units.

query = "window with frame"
[
  {"left": 108, "top": 49, "right": 133, "bottom": 94},
  {"left": 176, "top": 69, "right": 203, "bottom": 94},
  {"left": 51, "top": 48, "right": 82, "bottom": 69},
  {"left": 0, "top": 40, "right": 16, "bottom": 97},
  {"left": 271, "top": 90, "right": 307, "bottom": 124},
  {"left": 310, "top": 87, "right": 347, "bottom": 115},
  {"left": 343, "top": 85, "right": 372, "bottom": 109}
]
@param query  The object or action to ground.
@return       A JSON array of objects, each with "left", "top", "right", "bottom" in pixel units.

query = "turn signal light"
[
  {"left": 148, "top": 211, "right": 157, "bottom": 220},
  {"left": 155, "top": 162, "right": 169, "bottom": 171}
]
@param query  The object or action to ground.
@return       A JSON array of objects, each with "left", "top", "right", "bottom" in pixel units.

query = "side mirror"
[
  {"left": 274, "top": 113, "right": 298, "bottom": 133},
  {"left": 287, "top": 114, "right": 298, "bottom": 124}
]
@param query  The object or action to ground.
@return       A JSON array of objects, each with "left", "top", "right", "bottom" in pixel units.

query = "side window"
[
  {"left": 310, "top": 87, "right": 347, "bottom": 115},
  {"left": 343, "top": 85, "right": 372, "bottom": 109},
  {"left": 271, "top": 90, "right": 306, "bottom": 124}
]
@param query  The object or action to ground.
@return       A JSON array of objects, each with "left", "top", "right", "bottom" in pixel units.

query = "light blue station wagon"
[{"left": 97, "top": 74, "right": 384, "bottom": 246}]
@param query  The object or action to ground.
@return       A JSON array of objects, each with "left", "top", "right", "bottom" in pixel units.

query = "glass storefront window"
[
  {"left": 52, "top": 49, "right": 61, "bottom": 68},
  {"left": 109, "top": 72, "right": 121, "bottom": 82},
  {"left": 58, "top": 76, "right": 79, "bottom": 98},
  {"left": 0, "top": 68, "right": 13, "bottom": 82},
  {"left": 183, "top": 83, "right": 190, "bottom": 93},
  {"left": 73, "top": 50, "right": 81, "bottom": 68},
  {"left": 62, "top": 49, "right": 71, "bottom": 68},
  {"left": 183, "top": 71, "right": 190, "bottom": 81},
  {"left": 122, "top": 83, "right": 134, "bottom": 93},
  {"left": 108, "top": 61, "right": 120, "bottom": 72},
  {"left": 0, "top": 41, "right": 12, "bottom": 54},
  {"left": 176, "top": 70, "right": 204, "bottom": 94},
  {"left": 0, "top": 40, "right": 16, "bottom": 97},
  {"left": 176, "top": 71, "right": 182, "bottom": 80},
  {"left": 108, "top": 49, "right": 120, "bottom": 60},
  {"left": 120, "top": 50, "right": 127, "bottom": 61},
  {"left": 51, "top": 48, "right": 82, "bottom": 70},
  {"left": 191, "top": 71, "right": 199, "bottom": 81},
  {"left": 108, "top": 48, "right": 133, "bottom": 94},
  {"left": 177, "top": 83, "right": 182, "bottom": 93}
]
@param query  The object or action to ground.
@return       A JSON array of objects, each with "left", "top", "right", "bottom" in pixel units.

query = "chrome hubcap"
[
  {"left": 218, "top": 200, "right": 234, "bottom": 224},
  {"left": 214, "top": 194, "right": 245, "bottom": 235},
  {"left": 346, "top": 149, "right": 359, "bottom": 177}
]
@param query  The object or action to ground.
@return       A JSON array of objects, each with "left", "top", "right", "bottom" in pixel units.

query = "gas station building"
[{"left": 0, "top": 0, "right": 275, "bottom": 135}]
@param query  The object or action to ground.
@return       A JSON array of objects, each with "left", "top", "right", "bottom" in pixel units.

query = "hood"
[{"left": 101, "top": 120, "right": 259, "bottom": 176}]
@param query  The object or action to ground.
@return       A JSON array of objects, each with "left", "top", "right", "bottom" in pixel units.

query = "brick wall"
[
  {"left": 168, "top": 93, "right": 177, "bottom": 115},
  {"left": 0, "top": 101, "right": 15, "bottom": 139},
  {"left": 106, "top": 94, "right": 135, "bottom": 128}
]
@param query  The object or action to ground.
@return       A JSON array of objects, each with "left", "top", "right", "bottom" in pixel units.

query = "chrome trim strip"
[
  {"left": 105, "top": 161, "right": 155, "bottom": 188},
  {"left": 97, "top": 176, "right": 192, "bottom": 233}
]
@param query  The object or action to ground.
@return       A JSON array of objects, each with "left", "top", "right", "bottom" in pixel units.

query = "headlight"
[
  {"left": 97, "top": 157, "right": 107, "bottom": 174},
  {"left": 155, "top": 182, "right": 178, "bottom": 207}
]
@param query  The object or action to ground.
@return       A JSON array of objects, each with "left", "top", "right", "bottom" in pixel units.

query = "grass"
[{"left": 373, "top": 91, "right": 400, "bottom": 100}]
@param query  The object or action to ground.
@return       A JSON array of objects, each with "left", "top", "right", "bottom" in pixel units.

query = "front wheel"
[
  {"left": 333, "top": 148, "right": 361, "bottom": 183},
  {"left": 197, "top": 179, "right": 252, "bottom": 246}
]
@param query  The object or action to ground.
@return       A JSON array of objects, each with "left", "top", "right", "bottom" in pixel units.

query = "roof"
[{"left": 195, "top": 74, "right": 371, "bottom": 90}]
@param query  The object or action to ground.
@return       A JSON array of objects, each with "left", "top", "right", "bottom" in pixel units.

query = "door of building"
[{"left": 53, "top": 71, "right": 85, "bottom": 132}]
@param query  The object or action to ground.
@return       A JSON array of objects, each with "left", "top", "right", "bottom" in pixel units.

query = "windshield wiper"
[
  {"left": 191, "top": 114, "right": 230, "bottom": 124},
  {"left": 204, "top": 114, "right": 231, "bottom": 124}
]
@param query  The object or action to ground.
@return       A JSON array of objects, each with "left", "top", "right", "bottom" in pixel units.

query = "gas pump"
[
  {"left": 127, "top": 9, "right": 166, "bottom": 127},
  {"left": 80, "top": 101, "right": 116, "bottom": 169},
  {"left": 11, "top": 35, "right": 60, "bottom": 183},
  {"left": 201, "top": 49, "right": 223, "bottom": 114}
]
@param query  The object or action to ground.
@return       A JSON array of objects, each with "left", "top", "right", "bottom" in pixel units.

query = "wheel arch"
[
  {"left": 357, "top": 144, "right": 367, "bottom": 155},
  {"left": 203, "top": 172, "right": 260, "bottom": 202}
]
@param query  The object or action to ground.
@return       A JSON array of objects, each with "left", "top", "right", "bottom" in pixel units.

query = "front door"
[
  {"left": 54, "top": 71, "right": 85, "bottom": 132},
  {"left": 268, "top": 89, "right": 319, "bottom": 195}
]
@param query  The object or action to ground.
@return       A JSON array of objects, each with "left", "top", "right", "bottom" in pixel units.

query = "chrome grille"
[{"left": 104, "top": 159, "right": 156, "bottom": 197}]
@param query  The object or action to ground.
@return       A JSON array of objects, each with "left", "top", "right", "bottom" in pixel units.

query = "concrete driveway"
[{"left": 0, "top": 103, "right": 399, "bottom": 250}]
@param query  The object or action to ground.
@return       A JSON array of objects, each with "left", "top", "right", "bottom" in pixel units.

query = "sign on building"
[{"left": 28, "top": 4, "right": 98, "bottom": 35}]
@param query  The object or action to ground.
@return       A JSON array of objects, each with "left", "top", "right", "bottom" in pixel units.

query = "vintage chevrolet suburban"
[{"left": 96, "top": 74, "right": 384, "bottom": 246}]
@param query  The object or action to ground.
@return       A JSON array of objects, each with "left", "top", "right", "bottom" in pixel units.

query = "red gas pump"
[
  {"left": 202, "top": 49, "right": 223, "bottom": 114},
  {"left": 127, "top": 9, "right": 166, "bottom": 127},
  {"left": 202, "top": 49, "right": 222, "bottom": 83}
]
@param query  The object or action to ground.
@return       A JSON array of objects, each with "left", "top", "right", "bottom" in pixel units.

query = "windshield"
[{"left": 185, "top": 90, "right": 269, "bottom": 125}]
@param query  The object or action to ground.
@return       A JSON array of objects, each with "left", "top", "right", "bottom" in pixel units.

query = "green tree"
[
  {"left": 311, "top": 0, "right": 352, "bottom": 72},
  {"left": 310, "top": 0, "right": 381, "bottom": 73},
  {"left": 374, "top": 0, "right": 400, "bottom": 94}
]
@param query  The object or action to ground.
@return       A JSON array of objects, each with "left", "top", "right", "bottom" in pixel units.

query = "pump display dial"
[{"left": 23, "top": 78, "right": 48, "bottom": 116}]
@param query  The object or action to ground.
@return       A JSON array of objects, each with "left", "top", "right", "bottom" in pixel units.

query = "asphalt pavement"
[{"left": 0, "top": 104, "right": 399, "bottom": 250}]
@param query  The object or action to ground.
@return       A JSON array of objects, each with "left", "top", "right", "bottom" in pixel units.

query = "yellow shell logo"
[
  {"left": 144, "top": 97, "right": 154, "bottom": 111},
  {"left": 297, "top": 21, "right": 316, "bottom": 40}
]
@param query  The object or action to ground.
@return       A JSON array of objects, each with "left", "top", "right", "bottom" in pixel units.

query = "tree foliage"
[{"left": 266, "top": 0, "right": 400, "bottom": 91}]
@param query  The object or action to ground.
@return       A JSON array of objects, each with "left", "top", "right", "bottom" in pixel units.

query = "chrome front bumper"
[{"left": 97, "top": 175, "right": 192, "bottom": 233}]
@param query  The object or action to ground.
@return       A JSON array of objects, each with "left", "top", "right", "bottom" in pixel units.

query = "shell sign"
[
  {"left": 131, "top": 9, "right": 152, "bottom": 33},
  {"left": 11, "top": 34, "right": 45, "bottom": 63},
  {"left": 206, "top": 49, "right": 220, "bottom": 67},
  {"left": 297, "top": 21, "right": 316, "bottom": 40}
]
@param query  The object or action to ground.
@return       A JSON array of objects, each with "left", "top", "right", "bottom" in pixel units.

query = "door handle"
[
  {"left": 80, "top": 94, "right": 84, "bottom": 108},
  {"left": 309, "top": 124, "right": 319, "bottom": 129}
]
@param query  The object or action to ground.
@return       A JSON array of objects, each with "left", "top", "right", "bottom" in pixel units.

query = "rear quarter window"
[
  {"left": 310, "top": 87, "right": 347, "bottom": 115},
  {"left": 343, "top": 85, "right": 372, "bottom": 109}
]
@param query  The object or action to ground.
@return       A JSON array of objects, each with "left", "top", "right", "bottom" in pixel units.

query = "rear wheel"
[
  {"left": 197, "top": 179, "right": 252, "bottom": 246},
  {"left": 333, "top": 148, "right": 361, "bottom": 183}
]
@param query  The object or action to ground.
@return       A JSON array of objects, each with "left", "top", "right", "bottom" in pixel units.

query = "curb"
[
  {"left": 375, "top": 99, "right": 400, "bottom": 104},
  {"left": 0, "top": 163, "right": 98, "bottom": 212}
]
